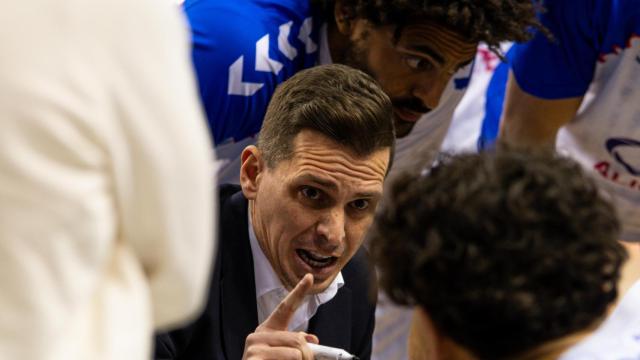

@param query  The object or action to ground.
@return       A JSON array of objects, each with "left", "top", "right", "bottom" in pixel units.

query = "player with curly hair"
[
  {"left": 369, "top": 148, "right": 632, "bottom": 359},
  {"left": 181, "top": 0, "right": 546, "bottom": 183}
]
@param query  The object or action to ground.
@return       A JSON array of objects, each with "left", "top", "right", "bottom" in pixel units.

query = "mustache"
[{"left": 391, "top": 97, "right": 431, "bottom": 114}]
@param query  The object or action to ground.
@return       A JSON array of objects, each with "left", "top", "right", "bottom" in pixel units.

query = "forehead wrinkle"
[
  {"left": 296, "top": 155, "right": 386, "bottom": 184},
  {"left": 292, "top": 144, "right": 388, "bottom": 177},
  {"left": 289, "top": 149, "right": 388, "bottom": 185}
]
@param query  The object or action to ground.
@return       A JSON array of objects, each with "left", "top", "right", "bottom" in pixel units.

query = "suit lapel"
[
  {"left": 308, "top": 286, "right": 353, "bottom": 351},
  {"left": 220, "top": 191, "right": 259, "bottom": 360}
]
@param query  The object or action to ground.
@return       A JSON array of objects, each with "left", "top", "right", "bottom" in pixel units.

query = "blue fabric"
[
  {"left": 477, "top": 48, "right": 513, "bottom": 151},
  {"left": 184, "top": 0, "right": 320, "bottom": 145},
  {"left": 477, "top": 0, "right": 640, "bottom": 148},
  {"left": 511, "top": 0, "right": 640, "bottom": 100}
]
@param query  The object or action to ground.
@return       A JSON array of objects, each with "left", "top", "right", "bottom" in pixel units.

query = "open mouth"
[{"left": 296, "top": 249, "right": 337, "bottom": 269}]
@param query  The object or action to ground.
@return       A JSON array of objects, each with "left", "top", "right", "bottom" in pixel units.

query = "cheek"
[
  {"left": 345, "top": 218, "right": 372, "bottom": 252},
  {"left": 371, "top": 61, "right": 413, "bottom": 99},
  {"left": 277, "top": 204, "right": 320, "bottom": 247}
]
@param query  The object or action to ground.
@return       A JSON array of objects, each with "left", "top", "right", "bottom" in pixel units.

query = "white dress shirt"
[{"left": 248, "top": 212, "right": 344, "bottom": 332}]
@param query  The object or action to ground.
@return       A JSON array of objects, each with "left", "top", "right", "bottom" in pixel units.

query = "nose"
[
  {"left": 412, "top": 75, "right": 449, "bottom": 110},
  {"left": 315, "top": 208, "right": 346, "bottom": 252}
]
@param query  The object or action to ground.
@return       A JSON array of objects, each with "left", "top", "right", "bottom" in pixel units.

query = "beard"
[{"left": 340, "top": 38, "right": 428, "bottom": 139}]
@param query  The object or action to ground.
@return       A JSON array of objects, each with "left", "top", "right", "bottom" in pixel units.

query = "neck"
[{"left": 516, "top": 332, "right": 591, "bottom": 360}]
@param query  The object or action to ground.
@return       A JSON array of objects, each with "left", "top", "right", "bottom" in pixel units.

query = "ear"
[
  {"left": 333, "top": 0, "right": 354, "bottom": 35},
  {"left": 239, "top": 145, "right": 263, "bottom": 200}
]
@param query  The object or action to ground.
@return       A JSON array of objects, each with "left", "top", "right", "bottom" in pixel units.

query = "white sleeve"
[
  {"left": 105, "top": 0, "right": 217, "bottom": 329},
  {"left": 0, "top": 6, "right": 216, "bottom": 360}
]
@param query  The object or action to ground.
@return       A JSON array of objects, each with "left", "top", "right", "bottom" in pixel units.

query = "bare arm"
[{"left": 499, "top": 70, "right": 584, "bottom": 148}]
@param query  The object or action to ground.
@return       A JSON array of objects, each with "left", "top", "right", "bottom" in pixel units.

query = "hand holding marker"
[
  {"left": 242, "top": 273, "right": 359, "bottom": 360},
  {"left": 307, "top": 343, "right": 359, "bottom": 359}
]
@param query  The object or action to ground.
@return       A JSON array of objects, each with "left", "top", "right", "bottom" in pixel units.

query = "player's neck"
[{"left": 516, "top": 331, "right": 591, "bottom": 360}]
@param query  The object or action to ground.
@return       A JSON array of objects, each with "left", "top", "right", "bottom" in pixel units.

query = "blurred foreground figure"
[
  {"left": 0, "top": 0, "right": 215, "bottom": 359},
  {"left": 370, "top": 149, "right": 635, "bottom": 359}
]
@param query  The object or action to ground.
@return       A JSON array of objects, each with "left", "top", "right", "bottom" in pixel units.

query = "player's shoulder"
[{"left": 184, "top": 0, "right": 314, "bottom": 42}]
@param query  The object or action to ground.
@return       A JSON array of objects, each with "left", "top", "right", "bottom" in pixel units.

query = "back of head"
[
  {"left": 370, "top": 148, "right": 627, "bottom": 359},
  {"left": 258, "top": 64, "right": 394, "bottom": 167}
]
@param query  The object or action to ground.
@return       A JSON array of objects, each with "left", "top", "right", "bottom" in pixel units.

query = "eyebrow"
[
  {"left": 403, "top": 44, "right": 445, "bottom": 65},
  {"left": 297, "top": 174, "right": 382, "bottom": 199},
  {"left": 402, "top": 44, "right": 475, "bottom": 70},
  {"left": 354, "top": 191, "right": 382, "bottom": 199},
  {"left": 299, "top": 174, "right": 338, "bottom": 191}
]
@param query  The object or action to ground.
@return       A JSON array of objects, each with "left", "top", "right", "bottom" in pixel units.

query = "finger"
[
  {"left": 244, "top": 345, "right": 307, "bottom": 360},
  {"left": 303, "top": 333, "right": 319, "bottom": 344},
  {"left": 243, "top": 332, "right": 314, "bottom": 360},
  {"left": 246, "top": 331, "right": 308, "bottom": 348},
  {"left": 261, "top": 273, "right": 313, "bottom": 330}
]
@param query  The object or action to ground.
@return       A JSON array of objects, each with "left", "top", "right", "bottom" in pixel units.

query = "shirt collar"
[{"left": 248, "top": 211, "right": 283, "bottom": 299}]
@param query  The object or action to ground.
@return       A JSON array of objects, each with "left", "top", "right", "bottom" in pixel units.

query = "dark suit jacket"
[{"left": 155, "top": 185, "right": 376, "bottom": 360}]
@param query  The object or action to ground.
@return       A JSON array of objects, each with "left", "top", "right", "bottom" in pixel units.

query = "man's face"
[
  {"left": 339, "top": 20, "right": 477, "bottom": 137},
  {"left": 242, "top": 130, "right": 389, "bottom": 293}
]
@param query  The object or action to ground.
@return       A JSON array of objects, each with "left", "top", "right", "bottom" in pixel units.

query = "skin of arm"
[{"left": 499, "top": 70, "right": 584, "bottom": 148}]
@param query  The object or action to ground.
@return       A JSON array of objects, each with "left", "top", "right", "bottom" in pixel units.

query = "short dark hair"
[
  {"left": 314, "top": 0, "right": 548, "bottom": 55},
  {"left": 258, "top": 64, "right": 395, "bottom": 167},
  {"left": 369, "top": 148, "right": 627, "bottom": 359}
]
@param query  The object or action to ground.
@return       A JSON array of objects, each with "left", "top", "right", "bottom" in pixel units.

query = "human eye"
[
  {"left": 349, "top": 199, "right": 370, "bottom": 211},
  {"left": 300, "top": 186, "right": 323, "bottom": 201},
  {"left": 403, "top": 55, "right": 434, "bottom": 71}
]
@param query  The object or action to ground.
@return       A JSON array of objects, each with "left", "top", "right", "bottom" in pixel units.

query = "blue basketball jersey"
[{"left": 184, "top": 0, "right": 321, "bottom": 145}]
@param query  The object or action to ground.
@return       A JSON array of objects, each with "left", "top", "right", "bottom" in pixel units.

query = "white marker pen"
[{"left": 307, "top": 343, "right": 359, "bottom": 360}]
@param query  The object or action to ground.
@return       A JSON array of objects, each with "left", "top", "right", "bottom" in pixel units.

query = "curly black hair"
[
  {"left": 369, "top": 148, "right": 627, "bottom": 359},
  {"left": 313, "top": 0, "right": 548, "bottom": 55}
]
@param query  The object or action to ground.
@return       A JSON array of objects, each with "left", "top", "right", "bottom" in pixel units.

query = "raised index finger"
[{"left": 260, "top": 273, "right": 314, "bottom": 331}]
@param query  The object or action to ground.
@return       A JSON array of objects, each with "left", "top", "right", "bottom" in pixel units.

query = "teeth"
[
  {"left": 307, "top": 251, "right": 331, "bottom": 260},
  {"left": 297, "top": 250, "right": 335, "bottom": 268}
]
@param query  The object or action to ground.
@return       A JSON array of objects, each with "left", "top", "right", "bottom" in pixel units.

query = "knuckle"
[
  {"left": 245, "top": 333, "right": 259, "bottom": 346},
  {"left": 245, "top": 344, "right": 264, "bottom": 358},
  {"left": 295, "top": 333, "right": 306, "bottom": 347}
]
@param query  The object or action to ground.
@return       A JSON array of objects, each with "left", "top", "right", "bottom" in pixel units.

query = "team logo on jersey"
[
  {"left": 593, "top": 138, "right": 640, "bottom": 190},
  {"left": 228, "top": 18, "right": 317, "bottom": 97},
  {"left": 606, "top": 138, "right": 640, "bottom": 176}
]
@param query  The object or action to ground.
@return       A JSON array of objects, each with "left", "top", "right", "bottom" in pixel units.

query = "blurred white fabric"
[
  {"left": 0, "top": 0, "right": 216, "bottom": 359},
  {"left": 561, "top": 280, "right": 640, "bottom": 359}
]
